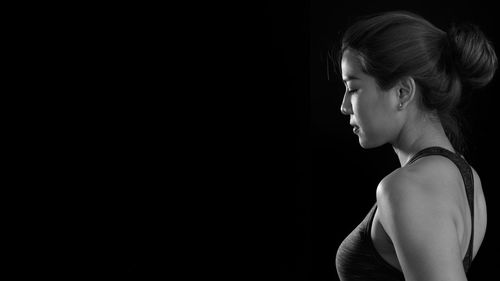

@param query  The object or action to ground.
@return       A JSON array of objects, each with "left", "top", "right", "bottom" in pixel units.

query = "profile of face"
[{"left": 340, "top": 49, "right": 402, "bottom": 148}]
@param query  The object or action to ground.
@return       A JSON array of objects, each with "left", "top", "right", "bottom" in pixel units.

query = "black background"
[
  {"left": 14, "top": 1, "right": 499, "bottom": 279},
  {"left": 273, "top": 0, "right": 500, "bottom": 280}
]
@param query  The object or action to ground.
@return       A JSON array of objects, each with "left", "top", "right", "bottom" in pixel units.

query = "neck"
[{"left": 392, "top": 113, "right": 454, "bottom": 167}]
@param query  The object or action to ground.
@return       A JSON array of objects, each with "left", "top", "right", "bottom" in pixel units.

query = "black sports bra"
[{"left": 335, "top": 147, "right": 474, "bottom": 280}]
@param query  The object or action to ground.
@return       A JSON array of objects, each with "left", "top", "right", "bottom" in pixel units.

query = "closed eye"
[{"left": 347, "top": 89, "right": 358, "bottom": 94}]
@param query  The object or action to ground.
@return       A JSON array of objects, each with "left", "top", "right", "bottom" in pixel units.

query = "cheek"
[
  {"left": 352, "top": 95, "right": 373, "bottom": 121},
  {"left": 352, "top": 95, "right": 364, "bottom": 114},
  {"left": 355, "top": 96, "right": 393, "bottom": 131}
]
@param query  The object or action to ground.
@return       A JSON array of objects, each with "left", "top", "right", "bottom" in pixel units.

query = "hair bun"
[{"left": 448, "top": 23, "right": 498, "bottom": 89}]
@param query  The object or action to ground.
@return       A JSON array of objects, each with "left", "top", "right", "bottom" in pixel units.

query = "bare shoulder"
[
  {"left": 375, "top": 157, "right": 469, "bottom": 279},
  {"left": 377, "top": 155, "right": 485, "bottom": 219},
  {"left": 375, "top": 155, "right": 466, "bottom": 239},
  {"left": 376, "top": 155, "right": 461, "bottom": 209}
]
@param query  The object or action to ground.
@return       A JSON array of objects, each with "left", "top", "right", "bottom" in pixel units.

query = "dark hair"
[{"left": 335, "top": 11, "right": 497, "bottom": 155}]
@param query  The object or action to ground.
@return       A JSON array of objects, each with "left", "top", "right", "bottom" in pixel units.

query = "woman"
[{"left": 334, "top": 11, "right": 497, "bottom": 281}]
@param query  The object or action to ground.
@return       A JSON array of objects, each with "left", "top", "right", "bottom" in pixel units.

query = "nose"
[{"left": 340, "top": 92, "right": 352, "bottom": 115}]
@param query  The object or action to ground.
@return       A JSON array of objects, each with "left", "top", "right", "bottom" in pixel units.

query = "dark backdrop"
[{"left": 274, "top": 1, "right": 500, "bottom": 280}]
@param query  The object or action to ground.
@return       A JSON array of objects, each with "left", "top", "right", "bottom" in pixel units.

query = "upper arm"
[{"left": 377, "top": 174, "right": 467, "bottom": 281}]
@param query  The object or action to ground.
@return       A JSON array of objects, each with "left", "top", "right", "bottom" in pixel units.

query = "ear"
[{"left": 396, "top": 77, "right": 416, "bottom": 110}]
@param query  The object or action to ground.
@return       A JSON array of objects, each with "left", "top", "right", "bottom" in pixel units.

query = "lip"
[{"left": 350, "top": 123, "right": 360, "bottom": 134}]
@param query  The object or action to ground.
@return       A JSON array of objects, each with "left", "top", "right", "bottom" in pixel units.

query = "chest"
[{"left": 370, "top": 209, "right": 403, "bottom": 271}]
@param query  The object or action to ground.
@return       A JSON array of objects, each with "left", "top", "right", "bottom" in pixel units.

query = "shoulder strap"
[{"left": 406, "top": 146, "right": 475, "bottom": 271}]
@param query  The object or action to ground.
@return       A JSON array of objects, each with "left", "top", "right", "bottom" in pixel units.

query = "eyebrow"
[{"left": 342, "top": 75, "right": 360, "bottom": 82}]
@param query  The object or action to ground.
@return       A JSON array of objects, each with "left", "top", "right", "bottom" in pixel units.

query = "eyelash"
[{"left": 347, "top": 89, "right": 357, "bottom": 94}]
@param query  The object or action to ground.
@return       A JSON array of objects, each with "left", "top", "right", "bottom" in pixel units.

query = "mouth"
[{"left": 352, "top": 125, "right": 360, "bottom": 134}]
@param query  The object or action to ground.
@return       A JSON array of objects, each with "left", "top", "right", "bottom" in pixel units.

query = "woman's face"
[{"left": 340, "top": 49, "right": 401, "bottom": 148}]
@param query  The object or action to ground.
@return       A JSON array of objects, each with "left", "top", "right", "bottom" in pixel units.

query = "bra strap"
[{"left": 405, "top": 146, "right": 474, "bottom": 271}]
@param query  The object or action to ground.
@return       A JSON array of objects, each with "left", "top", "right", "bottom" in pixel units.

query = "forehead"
[{"left": 341, "top": 49, "right": 364, "bottom": 80}]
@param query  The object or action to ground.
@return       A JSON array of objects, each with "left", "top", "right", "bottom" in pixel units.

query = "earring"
[{"left": 398, "top": 103, "right": 403, "bottom": 110}]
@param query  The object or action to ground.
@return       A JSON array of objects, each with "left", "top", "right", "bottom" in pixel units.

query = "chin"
[
  {"left": 358, "top": 136, "right": 383, "bottom": 149},
  {"left": 359, "top": 142, "right": 376, "bottom": 149}
]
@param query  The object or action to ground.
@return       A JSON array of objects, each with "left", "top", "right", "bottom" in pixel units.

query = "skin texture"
[
  {"left": 340, "top": 49, "right": 487, "bottom": 281},
  {"left": 340, "top": 50, "right": 402, "bottom": 149}
]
